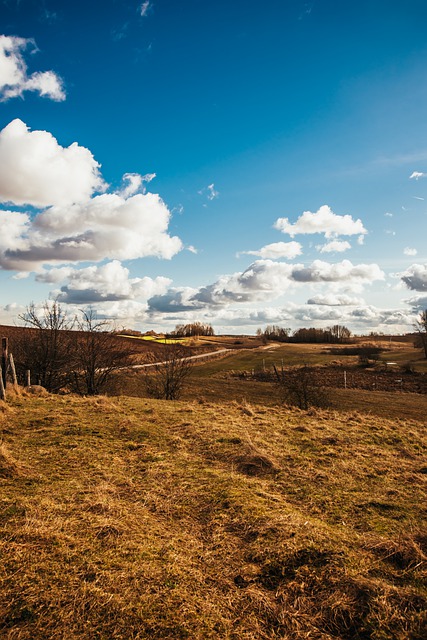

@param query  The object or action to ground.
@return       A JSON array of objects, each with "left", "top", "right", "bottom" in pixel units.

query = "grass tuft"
[{"left": 0, "top": 442, "right": 25, "bottom": 478}]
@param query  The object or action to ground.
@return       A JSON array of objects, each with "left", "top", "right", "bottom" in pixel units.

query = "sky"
[{"left": 0, "top": 0, "right": 426, "bottom": 335}]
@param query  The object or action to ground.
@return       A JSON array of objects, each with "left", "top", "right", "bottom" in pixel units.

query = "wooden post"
[
  {"left": 26, "top": 370, "right": 31, "bottom": 387},
  {"left": 1, "top": 337, "right": 7, "bottom": 390},
  {"left": 0, "top": 364, "right": 5, "bottom": 401},
  {"left": 9, "top": 352, "right": 18, "bottom": 388}
]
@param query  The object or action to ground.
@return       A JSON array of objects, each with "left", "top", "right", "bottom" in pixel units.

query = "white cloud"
[
  {"left": 274, "top": 205, "right": 367, "bottom": 239},
  {"left": 239, "top": 241, "right": 302, "bottom": 260},
  {"left": 140, "top": 1, "right": 152, "bottom": 17},
  {"left": 400, "top": 264, "right": 427, "bottom": 291},
  {"left": 207, "top": 183, "right": 219, "bottom": 200},
  {"left": 1, "top": 192, "right": 183, "bottom": 270},
  {"left": 289, "top": 259, "right": 384, "bottom": 284},
  {"left": 316, "top": 239, "right": 351, "bottom": 254},
  {"left": 0, "top": 209, "right": 30, "bottom": 254},
  {"left": 0, "top": 35, "right": 65, "bottom": 101},
  {"left": 148, "top": 259, "right": 384, "bottom": 312},
  {"left": 117, "top": 172, "right": 156, "bottom": 198},
  {"left": 384, "top": 212, "right": 393, "bottom": 217},
  {"left": 199, "top": 183, "right": 219, "bottom": 201},
  {"left": 42, "top": 260, "right": 172, "bottom": 305},
  {"left": 0, "top": 119, "right": 105, "bottom": 207},
  {"left": 404, "top": 247, "right": 417, "bottom": 256},
  {"left": 307, "top": 294, "right": 364, "bottom": 306},
  {"left": 409, "top": 171, "right": 427, "bottom": 180},
  {"left": 0, "top": 121, "right": 182, "bottom": 272}
]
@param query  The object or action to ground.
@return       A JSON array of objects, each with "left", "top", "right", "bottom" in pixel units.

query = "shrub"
[{"left": 274, "top": 365, "right": 330, "bottom": 410}]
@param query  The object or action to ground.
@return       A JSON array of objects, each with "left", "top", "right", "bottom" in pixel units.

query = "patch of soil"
[{"left": 250, "top": 365, "right": 427, "bottom": 394}]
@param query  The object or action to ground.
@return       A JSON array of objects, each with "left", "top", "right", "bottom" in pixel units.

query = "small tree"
[
  {"left": 144, "top": 343, "right": 193, "bottom": 400},
  {"left": 328, "top": 324, "right": 352, "bottom": 343},
  {"left": 70, "top": 309, "right": 133, "bottom": 395},
  {"left": 414, "top": 310, "right": 427, "bottom": 358},
  {"left": 273, "top": 365, "right": 330, "bottom": 410},
  {"left": 17, "top": 300, "right": 73, "bottom": 392}
]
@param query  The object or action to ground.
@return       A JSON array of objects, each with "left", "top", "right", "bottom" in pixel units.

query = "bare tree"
[
  {"left": 273, "top": 364, "right": 330, "bottom": 410},
  {"left": 70, "top": 309, "right": 133, "bottom": 395},
  {"left": 414, "top": 310, "right": 427, "bottom": 359},
  {"left": 143, "top": 343, "right": 193, "bottom": 400},
  {"left": 328, "top": 324, "right": 352, "bottom": 343},
  {"left": 17, "top": 301, "right": 73, "bottom": 392}
]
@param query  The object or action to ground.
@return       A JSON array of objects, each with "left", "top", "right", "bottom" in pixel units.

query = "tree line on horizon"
[{"left": 257, "top": 324, "right": 353, "bottom": 344}]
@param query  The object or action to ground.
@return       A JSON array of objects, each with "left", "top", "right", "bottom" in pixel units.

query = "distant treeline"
[
  {"left": 257, "top": 324, "right": 352, "bottom": 344},
  {"left": 170, "top": 322, "right": 215, "bottom": 337}
]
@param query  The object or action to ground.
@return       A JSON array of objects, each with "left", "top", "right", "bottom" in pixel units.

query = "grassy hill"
[{"left": 1, "top": 391, "right": 426, "bottom": 639}]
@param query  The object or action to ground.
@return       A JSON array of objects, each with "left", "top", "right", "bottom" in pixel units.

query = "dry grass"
[{"left": 0, "top": 393, "right": 426, "bottom": 639}]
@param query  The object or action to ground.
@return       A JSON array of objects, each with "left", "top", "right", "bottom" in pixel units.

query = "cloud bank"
[
  {"left": 0, "top": 121, "right": 183, "bottom": 272},
  {"left": 148, "top": 259, "right": 384, "bottom": 312},
  {"left": 40, "top": 261, "right": 171, "bottom": 305}
]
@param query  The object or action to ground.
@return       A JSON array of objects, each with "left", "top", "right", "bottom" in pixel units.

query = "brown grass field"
[
  {"left": 1, "top": 385, "right": 426, "bottom": 639},
  {"left": 0, "top": 332, "right": 426, "bottom": 638}
]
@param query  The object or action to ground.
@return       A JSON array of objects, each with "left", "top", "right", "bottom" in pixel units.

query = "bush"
[
  {"left": 143, "top": 343, "right": 193, "bottom": 400},
  {"left": 273, "top": 365, "right": 330, "bottom": 410}
]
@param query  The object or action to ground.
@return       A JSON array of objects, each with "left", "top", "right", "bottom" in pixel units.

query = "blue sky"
[{"left": 0, "top": 0, "right": 426, "bottom": 333}]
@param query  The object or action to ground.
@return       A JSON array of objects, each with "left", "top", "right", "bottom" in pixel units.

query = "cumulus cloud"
[
  {"left": 316, "top": 239, "right": 351, "bottom": 254},
  {"left": 409, "top": 171, "right": 427, "bottom": 180},
  {"left": 0, "top": 119, "right": 105, "bottom": 207},
  {"left": 0, "top": 35, "right": 65, "bottom": 101},
  {"left": 400, "top": 264, "right": 427, "bottom": 291},
  {"left": 307, "top": 294, "right": 364, "bottom": 306},
  {"left": 0, "top": 121, "right": 183, "bottom": 273},
  {"left": 274, "top": 205, "right": 367, "bottom": 239},
  {"left": 403, "top": 247, "right": 417, "bottom": 256},
  {"left": 238, "top": 241, "right": 302, "bottom": 260},
  {"left": 42, "top": 261, "right": 172, "bottom": 305},
  {"left": 1, "top": 192, "right": 183, "bottom": 270},
  {"left": 290, "top": 259, "right": 384, "bottom": 284},
  {"left": 148, "top": 259, "right": 384, "bottom": 313}
]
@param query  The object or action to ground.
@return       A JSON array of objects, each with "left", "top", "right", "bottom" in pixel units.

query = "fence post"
[
  {"left": 1, "top": 337, "right": 7, "bottom": 390},
  {"left": 0, "top": 364, "right": 5, "bottom": 401},
  {"left": 9, "top": 352, "right": 18, "bottom": 388}
]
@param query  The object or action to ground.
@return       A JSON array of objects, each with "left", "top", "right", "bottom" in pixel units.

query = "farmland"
[{"left": 0, "top": 331, "right": 426, "bottom": 639}]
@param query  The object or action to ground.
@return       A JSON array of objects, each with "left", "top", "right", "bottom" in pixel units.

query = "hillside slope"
[{"left": 1, "top": 394, "right": 426, "bottom": 639}]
